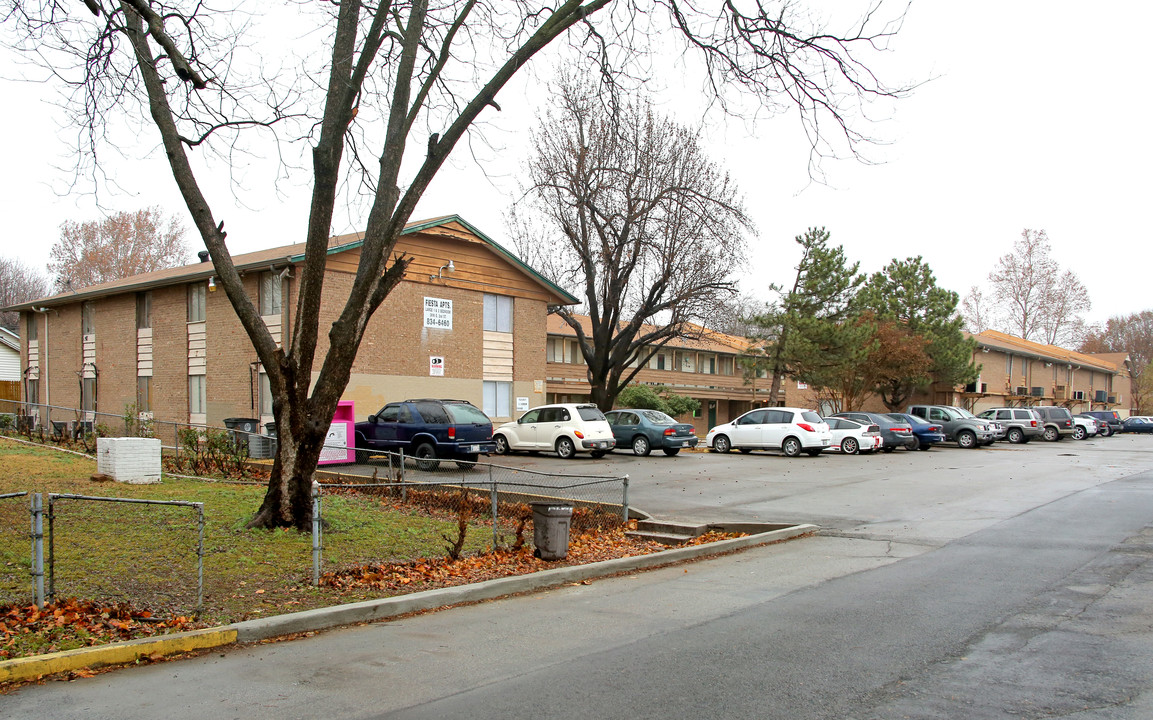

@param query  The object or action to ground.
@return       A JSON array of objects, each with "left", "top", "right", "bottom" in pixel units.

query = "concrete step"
[
  {"left": 635, "top": 520, "right": 708, "bottom": 536},
  {"left": 625, "top": 530, "right": 697, "bottom": 546}
]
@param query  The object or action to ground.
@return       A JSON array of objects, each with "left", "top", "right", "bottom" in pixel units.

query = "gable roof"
[
  {"left": 970, "top": 330, "right": 1121, "bottom": 374},
  {"left": 4, "top": 215, "right": 576, "bottom": 311},
  {"left": 547, "top": 313, "right": 753, "bottom": 355}
]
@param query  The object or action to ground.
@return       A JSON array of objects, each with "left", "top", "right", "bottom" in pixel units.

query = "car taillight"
[
  {"left": 797, "top": 423, "right": 815, "bottom": 432},
  {"left": 933, "top": 425, "right": 942, "bottom": 432},
  {"left": 896, "top": 426, "right": 910, "bottom": 433},
  {"left": 574, "top": 430, "right": 585, "bottom": 439},
  {"left": 1031, "top": 420, "right": 1037, "bottom": 427},
  {"left": 448, "top": 427, "right": 456, "bottom": 439},
  {"left": 664, "top": 427, "right": 675, "bottom": 436}
]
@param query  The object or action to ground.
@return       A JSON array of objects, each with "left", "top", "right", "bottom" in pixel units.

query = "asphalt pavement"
[{"left": 3, "top": 435, "right": 1152, "bottom": 718}]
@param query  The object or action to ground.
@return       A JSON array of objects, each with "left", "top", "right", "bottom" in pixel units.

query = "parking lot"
[{"left": 472, "top": 434, "right": 1153, "bottom": 547}]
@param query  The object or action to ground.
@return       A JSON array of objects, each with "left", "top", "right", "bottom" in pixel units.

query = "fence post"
[
  {"left": 489, "top": 464, "right": 499, "bottom": 550},
  {"left": 30, "top": 493, "right": 44, "bottom": 608},
  {"left": 399, "top": 448, "right": 406, "bottom": 502},
  {"left": 311, "top": 480, "right": 321, "bottom": 587},
  {"left": 622, "top": 474, "right": 630, "bottom": 523},
  {"left": 196, "top": 503, "right": 205, "bottom": 616}
]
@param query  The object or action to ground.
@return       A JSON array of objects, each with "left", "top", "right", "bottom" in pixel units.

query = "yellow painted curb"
[{"left": 0, "top": 627, "right": 236, "bottom": 684}]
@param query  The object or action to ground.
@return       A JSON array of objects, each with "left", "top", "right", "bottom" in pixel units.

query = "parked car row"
[{"left": 350, "top": 398, "right": 1145, "bottom": 467}]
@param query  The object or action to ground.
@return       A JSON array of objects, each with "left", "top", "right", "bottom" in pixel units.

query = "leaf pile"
[
  {"left": 0, "top": 599, "right": 194, "bottom": 659},
  {"left": 321, "top": 528, "right": 746, "bottom": 592}
]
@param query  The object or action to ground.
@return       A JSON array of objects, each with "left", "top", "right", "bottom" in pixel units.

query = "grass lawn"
[{"left": 0, "top": 436, "right": 672, "bottom": 659}]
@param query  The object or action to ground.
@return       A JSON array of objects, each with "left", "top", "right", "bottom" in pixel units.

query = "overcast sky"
[{"left": 2, "top": 1, "right": 1150, "bottom": 328}]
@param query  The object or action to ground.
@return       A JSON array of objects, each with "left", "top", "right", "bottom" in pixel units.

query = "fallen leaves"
[{"left": 0, "top": 598, "right": 194, "bottom": 660}]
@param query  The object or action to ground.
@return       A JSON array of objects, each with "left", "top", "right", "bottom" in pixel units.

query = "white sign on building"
[
  {"left": 423, "top": 297, "right": 453, "bottom": 329},
  {"left": 430, "top": 356, "right": 445, "bottom": 377}
]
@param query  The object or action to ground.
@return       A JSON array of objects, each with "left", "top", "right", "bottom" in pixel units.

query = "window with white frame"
[
  {"left": 259, "top": 372, "right": 274, "bottom": 416},
  {"left": 546, "top": 337, "right": 564, "bottom": 362},
  {"left": 259, "top": 272, "right": 282, "bottom": 316},
  {"left": 483, "top": 381, "right": 512, "bottom": 418},
  {"left": 188, "top": 283, "right": 207, "bottom": 323},
  {"left": 189, "top": 375, "right": 207, "bottom": 416},
  {"left": 483, "top": 294, "right": 513, "bottom": 332}
]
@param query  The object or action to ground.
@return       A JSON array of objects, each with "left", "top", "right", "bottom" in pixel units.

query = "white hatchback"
[
  {"left": 493, "top": 403, "right": 616, "bottom": 459},
  {"left": 706, "top": 407, "right": 833, "bottom": 457}
]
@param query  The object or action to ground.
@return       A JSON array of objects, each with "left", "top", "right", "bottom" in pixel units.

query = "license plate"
[
  {"left": 821, "top": 439, "right": 830, "bottom": 446},
  {"left": 465, "top": 445, "right": 479, "bottom": 453},
  {"left": 682, "top": 441, "right": 690, "bottom": 447}
]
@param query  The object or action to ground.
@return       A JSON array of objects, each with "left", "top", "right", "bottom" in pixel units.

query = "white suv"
[
  {"left": 706, "top": 407, "right": 832, "bottom": 457},
  {"left": 493, "top": 403, "right": 616, "bottom": 459}
]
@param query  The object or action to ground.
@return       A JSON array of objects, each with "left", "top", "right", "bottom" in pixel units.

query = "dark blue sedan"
[
  {"left": 1122, "top": 416, "right": 1153, "bottom": 434},
  {"left": 887, "top": 413, "right": 947, "bottom": 450},
  {"left": 605, "top": 409, "right": 699, "bottom": 456}
]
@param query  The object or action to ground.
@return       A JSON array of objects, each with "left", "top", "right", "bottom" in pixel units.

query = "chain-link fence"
[
  {"left": 45, "top": 495, "right": 204, "bottom": 616},
  {"left": 0, "top": 492, "right": 31, "bottom": 606},
  {"left": 311, "top": 451, "right": 629, "bottom": 582}
]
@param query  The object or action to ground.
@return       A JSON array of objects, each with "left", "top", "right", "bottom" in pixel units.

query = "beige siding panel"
[
  {"left": 188, "top": 321, "right": 207, "bottom": 375},
  {"left": 262, "top": 316, "right": 282, "bottom": 347},
  {"left": 82, "top": 334, "right": 96, "bottom": 378},
  {"left": 137, "top": 328, "right": 153, "bottom": 377},
  {"left": 27, "top": 339, "right": 39, "bottom": 379}
]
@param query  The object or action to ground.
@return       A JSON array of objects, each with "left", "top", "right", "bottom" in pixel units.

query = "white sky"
[{"left": 1, "top": 1, "right": 1150, "bottom": 327}]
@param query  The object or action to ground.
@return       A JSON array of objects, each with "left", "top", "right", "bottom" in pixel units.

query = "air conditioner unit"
[
  {"left": 980, "top": 382, "right": 988, "bottom": 393},
  {"left": 1055, "top": 385, "right": 1066, "bottom": 399},
  {"left": 1030, "top": 386, "right": 1043, "bottom": 397},
  {"left": 1072, "top": 390, "right": 1085, "bottom": 401},
  {"left": 1015, "top": 386, "right": 1028, "bottom": 396},
  {"left": 248, "top": 434, "right": 277, "bottom": 459},
  {"left": 1094, "top": 390, "right": 1107, "bottom": 403},
  {"left": 1107, "top": 395, "right": 1117, "bottom": 404}
]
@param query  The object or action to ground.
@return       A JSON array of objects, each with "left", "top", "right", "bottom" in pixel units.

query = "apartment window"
[
  {"left": 27, "top": 378, "right": 39, "bottom": 407},
  {"left": 80, "top": 377, "right": 96, "bottom": 413},
  {"left": 546, "top": 338, "right": 564, "bottom": 363},
  {"left": 137, "top": 376, "right": 152, "bottom": 412},
  {"left": 188, "top": 283, "right": 207, "bottom": 323},
  {"left": 719, "top": 356, "right": 734, "bottom": 376},
  {"left": 657, "top": 354, "right": 666, "bottom": 370},
  {"left": 26, "top": 314, "right": 37, "bottom": 342},
  {"left": 483, "top": 380, "right": 512, "bottom": 418},
  {"left": 81, "top": 302, "right": 95, "bottom": 336},
  {"left": 568, "top": 340, "right": 585, "bottom": 365},
  {"left": 483, "top": 294, "right": 513, "bottom": 332},
  {"left": 701, "top": 356, "right": 716, "bottom": 374},
  {"left": 260, "top": 272, "right": 282, "bottom": 316},
  {"left": 258, "top": 372, "right": 273, "bottom": 416},
  {"left": 136, "top": 291, "right": 152, "bottom": 329},
  {"left": 189, "top": 375, "right": 207, "bottom": 415}
]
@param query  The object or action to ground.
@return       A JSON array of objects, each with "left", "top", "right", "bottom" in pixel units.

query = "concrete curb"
[
  {"left": 0, "top": 628, "right": 237, "bottom": 684},
  {"left": 230, "top": 523, "right": 817, "bottom": 641},
  {"left": 0, "top": 523, "right": 815, "bottom": 682}
]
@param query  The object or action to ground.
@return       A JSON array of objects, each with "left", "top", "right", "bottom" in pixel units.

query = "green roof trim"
[{"left": 294, "top": 214, "right": 578, "bottom": 305}]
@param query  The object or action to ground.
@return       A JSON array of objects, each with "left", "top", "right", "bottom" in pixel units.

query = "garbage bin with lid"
[
  {"left": 265, "top": 422, "right": 277, "bottom": 437},
  {"left": 222, "top": 417, "right": 260, "bottom": 448},
  {"left": 531, "top": 503, "right": 573, "bottom": 560}
]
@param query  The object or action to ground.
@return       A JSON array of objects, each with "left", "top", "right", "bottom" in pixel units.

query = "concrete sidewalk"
[{"left": 0, "top": 523, "right": 815, "bottom": 684}]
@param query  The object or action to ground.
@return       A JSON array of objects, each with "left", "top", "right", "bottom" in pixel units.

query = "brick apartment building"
[
  {"left": 544, "top": 314, "right": 811, "bottom": 434},
  {"left": 11, "top": 216, "right": 576, "bottom": 430},
  {"left": 915, "top": 330, "right": 1131, "bottom": 416}
]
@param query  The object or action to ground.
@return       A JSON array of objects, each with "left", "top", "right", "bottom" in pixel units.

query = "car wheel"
[
  {"left": 1007, "top": 427, "right": 1024, "bottom": 444},
  {"left": 455, "top": 454, "right": 478, "bottom": 470},
  {"left": 414, "top": 442, "right": 440, "bottom": 471},
  {"left": 882, "top": 446, "right": 895, "bottom": 454},
  {"left": 908, "top": 436, "right": 921, "bottom": 451},
  {"left": 713, "top": 435, "right": 731, "bottom": 453},
  {"left": 555, "top": 436, "right": 577, "bottom": 459},
  {"left": 917, "top": 444, "right": 932, "bottom": 451},
  {"left": 662, "top": 448, "right": 681, "bottom": 456},
  {"left": 842, "top": 437, "right": 859, "bottom": 455},
  {"left": 782, "top": 437, "right": 802, "bottom": 457},
  {"left": 632, "top": 435, "right": 651, "bottom": 457},
  {"left": 590, "top": 450, "right": 607, "bottom": 459},
  {"left": 957, "top": 430, "right": 977, "bottom": 449},
  {"left": 1102, "top": 426, "right": 1113, "bottom": 437},
  {"left": 1073, "top": 426, "right": 1087, "bottom": 440},
  {"left": 738, "top": 448, "right": 753, "bottom": 454},
  {"left": 805, "top": 449, "right": 823, "bottom": 457},
  {"left": 493, "top": 435, "right": 510, "bottom": 455},
  {"left": 1043, "top": 426, "right": 1059, "bottom": 442}
]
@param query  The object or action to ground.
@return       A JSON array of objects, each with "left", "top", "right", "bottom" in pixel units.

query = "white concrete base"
[{"left": 96, "top": 437, "right": 162, "bottom": 484}]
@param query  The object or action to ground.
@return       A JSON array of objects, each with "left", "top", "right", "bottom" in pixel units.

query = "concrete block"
[{"left": 96, "top": 437, "right": 162, "bottom": 484}]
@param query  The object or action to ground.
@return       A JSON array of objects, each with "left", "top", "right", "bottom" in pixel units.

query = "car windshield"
[
  {"left": 578, "top": 406, "right": 607, "bottom": 422},
  {"left": 947, "top": 407, "right": 975, "bottom": 419},
  {"left": 446, "top": 403, "right": 492, "bottom": 424},
  {"left": 640, "top": 410, "right": 677, "bottom": 424},
  {"left": 886, "top": 413, "right": 909, "bottom": 423}
]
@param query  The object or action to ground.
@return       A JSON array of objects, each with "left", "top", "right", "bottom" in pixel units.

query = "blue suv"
[{"left": 354, "top": 399, "right": 496, "bottom": 469}]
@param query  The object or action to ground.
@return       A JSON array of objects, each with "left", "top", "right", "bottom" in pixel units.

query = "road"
[{"left": 3, "top": 435, "right": 1152, "bottom": 718}]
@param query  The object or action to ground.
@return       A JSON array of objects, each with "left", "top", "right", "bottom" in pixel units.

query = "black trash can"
[
  {"left": 265, "top": 422, "right": 277, "bottom": 437},
  {"left": 222, "top": 417, "right": 260, "bottom": 447},
  {"left": 531, "top": 503, "right": 573, "bottom": 561}
]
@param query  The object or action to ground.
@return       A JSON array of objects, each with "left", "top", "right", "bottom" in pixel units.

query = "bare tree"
[
  {"left": 0, "top": 257, "right": 51, "bottom": 331},
  {"left": 960, "top": 285, "right": 990, "bottom": 334},
  {"left": 4, "top": 1, "right": 909, "bottom": 528},
  {"left": 1081, "top": 310, "right": 1153, "bottom": 413},
  {"left": 979, "top": 229, "right": 1091, "bottom": 346},
  {"left": 514, "top": 75, "right": 753, "bottom": 409},
  {"left": 48, "top": 207, "right": 189, "bottom": 290}
]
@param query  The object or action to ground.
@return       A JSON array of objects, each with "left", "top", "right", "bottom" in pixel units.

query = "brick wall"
[{"left": 153, "top": 284, "right": 191, "bottom": 425}]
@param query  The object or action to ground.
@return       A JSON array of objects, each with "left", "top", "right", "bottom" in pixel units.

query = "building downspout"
[{"left": 33, "top": 308, "right": 50, "bottom": 409}]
